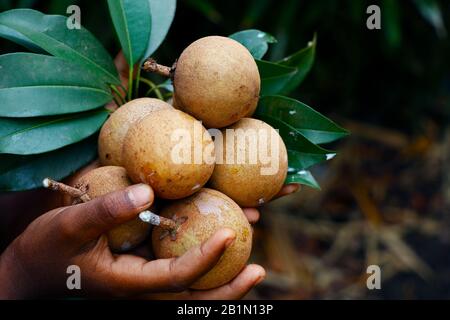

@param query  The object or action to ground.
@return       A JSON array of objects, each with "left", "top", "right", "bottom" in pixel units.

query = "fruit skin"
[
  {"left": 174, "top": 36, "right": 260, "bottom": 128},
  {"left": 209, "top": 118, "right": 288, "bottom": 207},
  {"left": 122, "top": 108, "right": 215, "bottom": 199},
  {"left": 98, "top": 98, "right": 172, "bottom": 166},
  {"left": 74, "top": 166, "right": 150, "bottom": 252},
  {"left": 152, "top": 188, "right": 252, "bottom": 290}
]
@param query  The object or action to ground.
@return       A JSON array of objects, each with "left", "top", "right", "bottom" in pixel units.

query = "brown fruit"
[
  {"left": 122, "top": 108, "right": 215, "bottom": 199},
  {"left": 98, "top": 98, "right": 172, "bottom": 166},
  {"left": 209, "top": 118, "right": 288, "bottom": 207},
  {"left": 173, "top": 36, "right": 260, "bottom": 128},
  {"left": 152, "top": 188, "right": 252, "bottom": 290},
  {"left": 74, "top": 166, "right": 150, "bottom": 252}
]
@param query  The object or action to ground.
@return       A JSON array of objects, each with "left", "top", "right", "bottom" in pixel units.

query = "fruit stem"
[
  {"left": 42, "top": 178, "right": 91, "bottom": 202},
  {"left": 139, "top": 210, "right": 178, "bottom": 230},
  {"left": 43, "top": 179, "right": 176, "bottom": 230},
  {"left": 142, "top": 58, "right": 172, "bottom": 78}
]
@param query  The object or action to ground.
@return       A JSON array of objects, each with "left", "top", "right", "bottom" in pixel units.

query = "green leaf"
[
  {"left": 413, "top": 0, "right": 446, "bottom": 38},
  {"left": 0, "top": 24, "right": 43, "bottom": 52},
  {"left": 255, "top": 114, "right": 332, "bottom": 155},
  {"left": 288, "top": 149, "right": 335, "bottom": 171},
  {"left": 285, "top": 170, "right": 320, "bottom": 189},
  {"left": 142, "top": 0, "right": 176, "bottom": 60},
  {"left": 255, "top": 114, "right": 332, "bottom": 185},
  {"left": 0, "top": 135, "right": 98, "bottom": 192},
  {"left": 0, "top": 9, "right": 119, "bottom": 85},
  {"left": 382, "top": 0, "right": 402, "bottom": 49},
  {"left": 0, "top": 53, "right": 112, "bottom": 117},
  {"left": 257, "top": 95, "right": 349, "bottom": 144},
  {"left": 277, "top": 34, "right": 316, "bottom": 93},
  {"left": 0, "top": 109, "right": 108, "bottom": 155},
  {"left": 257, "top": 59, "right": 296, "bottom": 95},
  {"left": 107, "top": 0, "right": 152, "bottom": 67},
  {"left": 229, "top": 29, "right": 277, "bottom": 59}
]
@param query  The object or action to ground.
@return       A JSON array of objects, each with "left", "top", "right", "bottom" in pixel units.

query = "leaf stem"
[
  {"left": 112, "top": 96, "right": 121, "bottom": 108},
  {"left": 110, "top": 85, "right": 126, "bottom": 106},
  {"left": 128, "top": 67, "right": 134, "bottom": 101},
  {"left": 140, "top": 78, "right": 164, "bottom": 100},
  {"left": 119, "top": 82, "right": 127, "bottom": 94},
  {"left": 135, "top": 67, "right": 142, "bottom": 98}
]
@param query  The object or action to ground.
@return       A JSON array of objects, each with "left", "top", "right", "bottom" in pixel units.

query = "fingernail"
[
  {"left": 225, "top": 237, "right": 235, "bottom": 248},
  {"left": 288, "top": 183, "right": 300, "bottom": 193},
  {"left": 223, "top": 230, "right": 236, "bottom": 248},
  {"left": 128, "top": 184, "right": 152, "bottom": 207}
]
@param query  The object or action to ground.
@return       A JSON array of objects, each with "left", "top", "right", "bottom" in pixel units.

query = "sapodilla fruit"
[
  {"left": 173, "top": 36, "right": 260, "bottom": 128},
  {"left": 98, "top": 98, "right": 172, "bottom": 166},
  {"left": 73, "top": 166, "right": 150, "bottom": 252},
  {"left": 209, "top": 118, "right": 288, "bottom": 207},
  {"left": 122, "top": 108, "right": 215, "bottom": 199},
  {"left": 152, "top": 188, "right": 252, "bottom": 290}
]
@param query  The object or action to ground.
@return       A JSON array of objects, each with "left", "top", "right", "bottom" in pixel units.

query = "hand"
[
  {"left": 0, "top": 184, "right": 266, "bottom": 299},
  {"left": 0, "top": 52, "right": 299, "bottom": 300}
]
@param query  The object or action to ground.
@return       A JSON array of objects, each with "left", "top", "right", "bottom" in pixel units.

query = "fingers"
[
  {"left": 242, "top": 208, "right": 260, "bottom": 224},
  {"left": 241, "top": 185, "right": 299, "bottom": 225},
  {"left": 144, "top": 264, "right": 266, "bottom": 300},
  {"left": 189, "top": 264, "right": 265, "bottom": 300},
  {"left": 58, "top": 184, "right": 153, "bottom": 243},
  {"left": 273, "top": 183, "right": 300, "bottom": 200},
  {"left": 110, "top": 228, "right": 236, "bottom": 294}
]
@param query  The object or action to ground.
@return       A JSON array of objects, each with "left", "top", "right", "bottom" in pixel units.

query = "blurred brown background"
[{"left": 1, "top": 0, "right": 449, "bottom": 299}]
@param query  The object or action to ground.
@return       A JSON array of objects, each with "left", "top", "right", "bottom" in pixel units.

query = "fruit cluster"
[{"left": 53, "top": 36, "right": 289, "bottom": 290}]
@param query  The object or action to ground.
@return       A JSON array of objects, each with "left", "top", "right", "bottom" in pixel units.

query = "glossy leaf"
[
  {"left": 256, "top": 114, "right": 334, "bottom": 178},
  {"left": 413, "top": 0, "right": 446, "bottom": 38},
  {"left": 0, "top": 53, "right": 112, "bottom": 117},
  {"left": 0, "top": 109, "right": 109, "bottom": 155},
  {"left": 229, "top": 29, "right": 276, "bottom": 59},
  {"left": 108, "top": 0, "right": 152, "bottom": 67},
  {"left": 277, "top": 34, "right": 316, "bottom": 93},
  {"left": 285, "top": 170, "right": 320, "bottom": 189},
  {"left": 257, "top": 95, "right": 349, "bottom": 144},
  {"left": 0, "top": 135, "right": 98, "bottom": 192},
  {"left": 0, "top": 9, "right": 119, "bottom": 85},
  {"left": 0, "top": 24, "right": 43, "bottom": 52},
  {"left": 142, "top": 0, "right": 176, "bottom": 60},
  {"left": 287, "top": 149, "right": 335, "bottom": 171},
  {"left": 256, "top": 59, "right": 296, "bottom": 95},
  {"left": 255, "top": 114, "right": 332, "bottom": 155}
]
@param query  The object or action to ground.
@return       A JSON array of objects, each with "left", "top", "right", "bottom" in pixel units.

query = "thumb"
[{"left": 58, "top": 184, "right": 153, "bottom": 244}]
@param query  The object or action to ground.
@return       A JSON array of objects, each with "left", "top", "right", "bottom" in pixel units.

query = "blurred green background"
[{"left": 1, "top": 0, "right": 449, "bottom": 299}]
